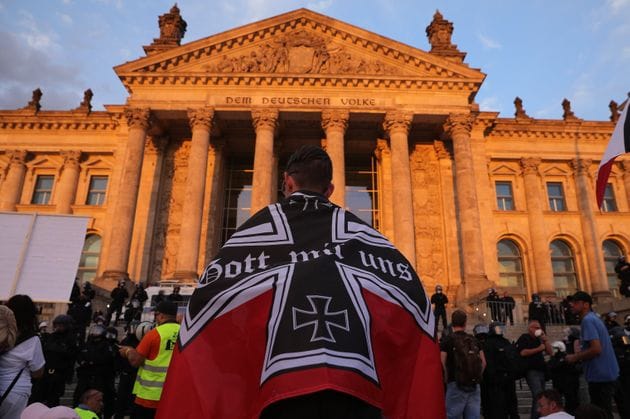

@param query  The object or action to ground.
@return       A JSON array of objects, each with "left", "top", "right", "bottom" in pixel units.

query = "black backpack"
[{"left": 452, "top": 333, "right": 483, "bottom": 391}]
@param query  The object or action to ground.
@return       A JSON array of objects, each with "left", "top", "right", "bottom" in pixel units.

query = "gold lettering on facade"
[{"left": 223, "top": 96, "right": 377, "bottom": 107}]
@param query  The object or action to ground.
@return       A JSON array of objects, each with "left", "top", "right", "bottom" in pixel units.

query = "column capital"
[
  {"left": 520, "top": 157, "right": 541, "bottom": 175},
  {"left": 60, "top": 150, "right": 81, "bottom": 169},
  {"left": 383, "top": 111, "right": 413, "bottom": 135},
  {"left": 433, "top": 140, "right": 451, "bottom": 159},
  {"left": 374, "top": 138, "right": 391, "bottom": 161},
  {"left": 124, "top": 107, "right": 151, "bottom": 130},
  {"left": 7, "top": 150, "right": 28, "bottom": 167},
  {"left": 252, "top": 108, "right": 279, "bottom": 132},
  {"left": 569, "top": 158, "right": 593, "bottom": 176},
  {"left": 321, "top": 109, "right": 349, "bottom": 132},
  {"left": 443, "top": 113, "right": 475, "bottom": 137},
  {"left": 187, "top": 107, "right": 214, "bottom": 131}
]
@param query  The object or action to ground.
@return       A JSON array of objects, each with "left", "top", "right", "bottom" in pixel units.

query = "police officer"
[
  {"left": 430, "top": 285, "right": 448, "bottom": 331},
  {"left": 610, "top": 322, "right": 630, "bottom": 418},
  {"left": 74, "top": 324, "right": 116, "bottom": 418},
  {"left": 30, "top": 314, "right": 78, "bottom": 407},
  {"left": 481, "top": 321, "right": 519, "bottom": 419},
  {"left": 114, "top": 325, "right": 140, "bottom": 419},
  {"left": 119, "top": 300, "right": 180, "bottom": 419}
]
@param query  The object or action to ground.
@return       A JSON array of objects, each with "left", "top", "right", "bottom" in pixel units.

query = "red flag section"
[{"left": 596, "top": 98, "right": 630, "bottom": 207}]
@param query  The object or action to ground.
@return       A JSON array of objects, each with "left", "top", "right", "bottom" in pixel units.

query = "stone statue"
[
  {"left": 24, "top": 88, "right": 42, "bottom": 113},
  {"left": 609, "top": 100, "right": 619, "bottom": 123},
  {"left": 77, "top": 89, "right": 93, "bottom": 113},
  {"left": 144, "top": 4, "right": 187, "bottom": 55},
  {"left": 425, "top": 10, "right": 465, "bottom": 62},
  {"left": 562, "top": 98, "right": 577, "bottom": 120},
  {"left": 514, "top": 96, "right": 530, "bottom": 119}
]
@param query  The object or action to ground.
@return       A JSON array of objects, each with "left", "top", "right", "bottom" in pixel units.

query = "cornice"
[
  {"left": 116, "top": 73, "right": 479, "bottom": 92},
  {"left": 485, "top": 118, "right": 614, "bottom": 142},
  {"left": 0, "top": 111, "right": 120, "bottom": 131}
]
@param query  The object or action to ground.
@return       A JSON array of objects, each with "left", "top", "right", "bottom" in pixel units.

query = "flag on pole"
[{"left": 596, "top": 96, "right": 630, "bottom": 208}]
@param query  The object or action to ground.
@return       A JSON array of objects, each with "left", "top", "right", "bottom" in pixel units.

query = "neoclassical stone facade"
[{"left": 1, "top": 7, "right": 628, "bottom": 306}]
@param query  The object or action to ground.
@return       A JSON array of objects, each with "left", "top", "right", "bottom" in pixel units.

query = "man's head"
[
  {"left": 435, "top": 285, "right": 442, "bottom": 293},
  {"left": 451, "top": 309, "right": 467, "bottom": 329},
  {"left": 155, "top": 300, "right": 178, "bottom": 325},
  {"left": 570, "top": 291, "right": 592, "bottom": 317},
  {"left": 81, "top": 389, "right": 104, "bottom": 413},
  {"left": 527, "top": 320, "right": 543, "bottom": 338},
  {"left": 283, "top": 146, "right": 333, "bottom": 198},
  {"left": 536, "top": 389, "right": 564, "bottom": 416},
  {"left": 173, "top": 286, "right": 180, "bottom": 295}
]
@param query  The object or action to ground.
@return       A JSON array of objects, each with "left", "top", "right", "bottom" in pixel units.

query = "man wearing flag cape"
[{"left": 158, "top": 145, "right": 445, "bottom": 418}]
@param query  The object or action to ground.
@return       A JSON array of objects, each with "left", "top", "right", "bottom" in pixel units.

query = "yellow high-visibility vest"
[
  {"left": 133, "top": 322, "right": 180, "bottom": 401},
  {"left": 74, "top": 407, "right": 98, "bottom": 419}
]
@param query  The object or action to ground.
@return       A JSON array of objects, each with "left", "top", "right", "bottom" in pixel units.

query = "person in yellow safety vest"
[
  {"left": 119, "top": 300, "right": 180, "bottom": 419},
  {"left": 74, "top": 388, "right": 103, "bottom": 419}
]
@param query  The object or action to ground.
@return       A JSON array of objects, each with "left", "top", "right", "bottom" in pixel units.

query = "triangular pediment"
[
  {"left": 115, "top": 9, "right": 484, "bottom": 89},
  {"left": 490, "top": 164, "right": 519, "bottom": 176}
]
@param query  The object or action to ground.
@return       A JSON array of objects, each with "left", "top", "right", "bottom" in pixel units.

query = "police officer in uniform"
[{"left": 119, "top": 300, "right": 180, "bottom": 419}]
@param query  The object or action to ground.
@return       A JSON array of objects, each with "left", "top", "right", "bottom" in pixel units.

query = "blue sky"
[{"left": 0, "top": 0, "right": 628, "bottom": 120}]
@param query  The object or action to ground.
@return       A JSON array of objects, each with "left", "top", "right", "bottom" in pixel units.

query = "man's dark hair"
[
  {"left": 285, "top": 146, "right": 332, "bottom": 194},
  {"left": 7, "top": 294, "right": 38, "bottom": 338},
  {"left": 536, "top": 389, "right": 564, "bottom": 407},
  {"left": 451, "top": 309, "right": 467, "bottom": 327}
]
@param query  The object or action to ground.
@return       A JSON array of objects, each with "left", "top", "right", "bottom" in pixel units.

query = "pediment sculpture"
[{"left": 204, "top": 29, "right": 402, "bottom": 76}]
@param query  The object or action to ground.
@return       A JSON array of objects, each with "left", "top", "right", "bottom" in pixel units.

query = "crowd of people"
[{"left": 433, "top": 289, "right": 630, "bottom": 419}]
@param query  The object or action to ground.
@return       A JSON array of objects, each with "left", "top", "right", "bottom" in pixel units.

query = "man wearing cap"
[
  {"left": 566, "top": 291, "right": 619, "bottom": 418},
  {"left": 119, "top": 300, "right": 180, "bottom": 419}
]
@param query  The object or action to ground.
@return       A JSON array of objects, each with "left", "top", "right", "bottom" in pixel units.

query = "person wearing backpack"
[
  {"left": 440, "top": 309, "right": 486, "bottom": 419},
  {"left": 516, "top": 320, "right": 553, "bottom": 419},
  {"left": 482, "top": 321, "right": 519, "bottom": 419}
]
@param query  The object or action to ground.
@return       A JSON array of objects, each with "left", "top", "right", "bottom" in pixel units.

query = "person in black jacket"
[
  {"left": 528, "top": 294, "right": 547, "bottom": 330},
  {"left": 113, "top": 325, "right": 140, "bottom": 419},
  {"left": 481, "top": 321, "right": 519, "bottom": 419},
  {"left": 107, "top": 281, "right": 129, "bottom": 325},
  {"left": 546, "top": 340, "right": 580, "bottom": 415},
  {"left": 516, "top": 320, "right": 552, "bottom": 419},
  {"left": 74, "top": 324, "right": 116, "bottom": 418},
  {"left": 30, "top": 314, "right": 78, "bottom": 407},
  {"left": 430, "top": 285, "right": 448, "bottom": 331},
  {"left": 487, "top": 288, "right": 501, "bottom": 321},
  {"left": 614, "top": 255, "right": 630, "bottom": 297}
]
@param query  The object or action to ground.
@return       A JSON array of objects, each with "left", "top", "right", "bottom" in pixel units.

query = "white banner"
[{"left": 0, "top": 212, "right": 89, "bottom": 302}]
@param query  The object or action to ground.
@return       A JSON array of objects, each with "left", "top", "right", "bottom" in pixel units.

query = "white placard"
[{"left": 0, "top": 212, "right": 89, "bottom": 302}]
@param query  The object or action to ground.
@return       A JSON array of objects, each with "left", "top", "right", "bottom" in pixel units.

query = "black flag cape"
[{"left": 158, "top": 192, "right": 444, "bottom": 419}]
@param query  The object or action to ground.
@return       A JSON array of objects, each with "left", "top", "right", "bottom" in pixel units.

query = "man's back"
[{"left": 581, "top": 312, "right": 619, "bottom": 382}]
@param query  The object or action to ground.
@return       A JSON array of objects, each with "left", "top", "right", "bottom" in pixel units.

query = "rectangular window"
[
  {"left": 495, "top": 181, "right": 514, "bottom": 211},
  {"left": 86, "top": 176, "right": 108, "bottom": 206},
  {"left": 31, "top": 175, "right": 54, "bottom": 204},
  {"left": 345, "top": 156, "right": 380, "bottom": 229},
  {"left": 547, "top": 182, "right": 566, "bottom": 211},
  {"left": 221, "top": 159, "right": 253, "bottom": 245},
  {"left": 601, "top": 183, "right": 617, "bottom": 212}
]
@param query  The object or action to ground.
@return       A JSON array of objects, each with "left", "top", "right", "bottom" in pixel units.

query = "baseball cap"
[
  {"left": 155, "top": 300, "right": 178, "bottom": 316},
  {"left": 571, "top": 291, "right": 593, "bottom": 305}
]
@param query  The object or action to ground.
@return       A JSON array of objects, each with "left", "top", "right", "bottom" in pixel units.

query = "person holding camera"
[{"left": 516, "top": 320, "right": 553, "bottom": 419}]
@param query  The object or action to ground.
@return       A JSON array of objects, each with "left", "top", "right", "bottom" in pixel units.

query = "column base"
[
  {"left": 100, "top": 270, "right": 130, "bottom": 282},
  {"left": 592, "top": 290, "right": 614, "bottom": 305},
  {"left": 172, "top": 271, "right": 199, "bottom": 282},
  {"left": 455, "top": 274, "right": 495, "bottom": 307}
]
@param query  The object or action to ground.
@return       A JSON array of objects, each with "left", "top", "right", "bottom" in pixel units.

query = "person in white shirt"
[
  {"left": 0, "top": 295, "right": 45, "bottom": 419},
  {"left": 536, "top": 389, "right": 574, "bottom": 418}
]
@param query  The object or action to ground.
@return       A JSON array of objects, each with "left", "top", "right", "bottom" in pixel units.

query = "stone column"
[
  {"left": 520, "top": 158, "right": 555, "bottom": 296},
  {"left": 622, "top": 161, "right": 630, "bottom": 209},
  {"left": 375, "top": 139, "right": 394, "bottom": 240},
  {"left": 250, "top": 108, "right": 278, "bottom": 214},
  {"left": 321, "top": 109, "right": 349, "bottom": 207},
  {"left": 56, "top": 150, "right": 81, "bottom": 214},
  {"left": 0, "top": 150, "right": 28, "bottom": 211},
  {"left": 383, "top": 111, "right": 416, "bottom": 265},
  {"left": 102, "top": 108, "right": 151, "bottom": 282},
  {"left": 444, "top": 113, "right": 490, "bottom": 301},
  {"left": 571, "top": 158, "right": 610, "bottom": 299},
  {"left": 204, "top": 139, "right": 226, "bottom": 260},
  {"left": 174, "top": 107, "right": 214, "bottom": 281}
]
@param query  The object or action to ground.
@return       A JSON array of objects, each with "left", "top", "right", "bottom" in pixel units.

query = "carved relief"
[
  {"left": 124, "top": 108, "right": 151, "bottom": 130},
  {"left": 145, "top": 136, "right": 168, "bottom": 155},
  {"left": 150, "top": 140, "right": 190, "bottom": 282},
  {"left": 7, "top": 150, "right": 28, "bottom": 167},
  {"left": 410, "top": 145, "right": 446, "bottom": 286},
  {"left": 374, "top": 139, "right": 390, "bottom": 161},
  {"left": 205, "top": 30, "right": 402, "bottom": 76},
  {"left": 433, "top": 140, "right": 450, "bottom": 159},
  {"left": 569, "top": 158, "right": 592, "bottom": 177},
  {"left": 321, "top": 109, "right": 349, "bottom": 132}
]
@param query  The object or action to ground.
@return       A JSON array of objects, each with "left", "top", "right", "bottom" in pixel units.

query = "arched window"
[
  {"left": 77, "top": 234, "right": 102, "bottom": 284},
  {"left": 497, "top": 239, "right": 524, "bottom": 287},
  {"left": 550, "top": 240, "right": 578, "bottom": 297},
  {"left": 602, "top": 239, "right": 624, "bottom": 297}
]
